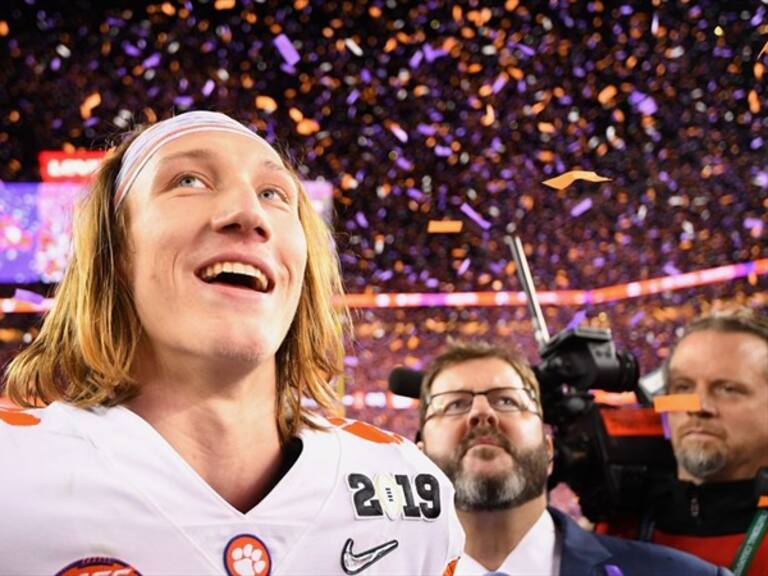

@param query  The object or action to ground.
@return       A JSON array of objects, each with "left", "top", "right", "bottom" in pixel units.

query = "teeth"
[{"left": 199, "top": 261, "right": 268, "bottom": 291}]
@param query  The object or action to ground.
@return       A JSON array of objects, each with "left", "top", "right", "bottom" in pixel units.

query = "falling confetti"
[
  {"left": 273, "top": 34, "right": 300, "bottom": 67},
  {"left": 79, "top": 92, "right": 101, "bottom": 119},
  {"left": 460, "top": 203, "right": 491, "bottom": 230},
  {"left": 427, "top": 220, "right": 463, "bottom": 234},
  {"left": 542, "top": 171, "right": 612, "bottom": 190},
  {"left": 653, "top": 394, "right": 701, "bottom": 413},
  {"left": 570, "top": 198, "right": 593, "bottom": 218},
  {"left": 758, "top": 40, "right": 768, "bottom": 60}
]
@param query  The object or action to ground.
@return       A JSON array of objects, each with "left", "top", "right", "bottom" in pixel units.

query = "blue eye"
[
  {"left": 260, "top": 187, "right": 288, "bottom": 203},
  {"left": 176, "top": 174, "right": 206, "bottom": 189}
]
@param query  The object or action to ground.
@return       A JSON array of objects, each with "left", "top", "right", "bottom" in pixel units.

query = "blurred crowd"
[{"left": 342, "top": 280, "right": 763, "bottom": 435}]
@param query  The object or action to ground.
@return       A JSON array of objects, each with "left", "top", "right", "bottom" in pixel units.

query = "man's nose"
[
  {"left": 467, "top": 394, "right": 499, "bottom": 428},
  {"left": 211, "top": 184, "right": 272, "bottom": 240},
  {"left": 687, "top": 383, "right": 718, "bottom": 417}
]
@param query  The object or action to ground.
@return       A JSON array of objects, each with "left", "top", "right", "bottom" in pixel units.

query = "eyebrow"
[{"left": 159, "top": 148, "right": 290, "bottom": 173}]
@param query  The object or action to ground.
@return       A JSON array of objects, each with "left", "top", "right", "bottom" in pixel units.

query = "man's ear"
[
  {"left": 416, "top": 440, "right": 424, "bottom": 451},
  {"left": 545, "top": 432, "right": 555, "bottom": 474}
]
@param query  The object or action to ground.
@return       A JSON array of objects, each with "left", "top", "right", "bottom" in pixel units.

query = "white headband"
[{"left": 114, "top": 111, "right": 263, "bottom": 208}]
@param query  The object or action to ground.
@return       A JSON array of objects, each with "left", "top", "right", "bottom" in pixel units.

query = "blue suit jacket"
[{"left": 549, "top": 508, "right": 733, "bottom": 576}]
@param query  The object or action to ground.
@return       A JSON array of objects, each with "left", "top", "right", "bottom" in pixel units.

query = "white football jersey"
[{"left": 0, "top": 402, "right": 464, "bottom": 576}]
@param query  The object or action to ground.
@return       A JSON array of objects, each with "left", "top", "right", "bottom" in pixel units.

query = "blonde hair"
[{"left": 4, "top": 123, "right": 349, "bottom": 441}]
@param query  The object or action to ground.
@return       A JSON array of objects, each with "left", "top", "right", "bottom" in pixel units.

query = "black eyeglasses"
[{"left": 424, "top": 387, "right": 541, "bottom": 422}]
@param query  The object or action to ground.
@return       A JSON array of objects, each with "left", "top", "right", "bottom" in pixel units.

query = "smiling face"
[
  {"left": 124, "top": 131, "right": 307, "bottom": 371},
  {"left": 667, "top": 329, "right": 768, "bottom": 483},
  {"left": 421, "top": 357, "right": 552, "bottom": 511}
]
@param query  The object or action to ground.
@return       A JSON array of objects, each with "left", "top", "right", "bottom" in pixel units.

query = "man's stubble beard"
[{"left": 427, "top": 427, "right": 550, "bottom": 512}]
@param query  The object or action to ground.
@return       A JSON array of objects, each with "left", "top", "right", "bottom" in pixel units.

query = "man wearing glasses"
[{"left": 418, "top": 340, "right": 727, "bottom": 576}]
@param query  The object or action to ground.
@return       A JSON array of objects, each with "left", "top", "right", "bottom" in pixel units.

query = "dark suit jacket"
[{"left": 549, "top": 508, "right": 733, "bottom": 576}]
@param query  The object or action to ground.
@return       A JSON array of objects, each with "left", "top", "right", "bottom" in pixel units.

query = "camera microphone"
[{"left": 387, "top": 367, "right": 424, "bottom": 399}]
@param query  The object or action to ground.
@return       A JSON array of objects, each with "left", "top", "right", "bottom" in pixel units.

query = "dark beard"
[{"left": 427, "top": 426, "right": 550, "bottom": 512}]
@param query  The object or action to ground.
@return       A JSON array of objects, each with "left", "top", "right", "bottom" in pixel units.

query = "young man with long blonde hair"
[{"left": 1, "top": 111, "right": 463, "bottom": 576}]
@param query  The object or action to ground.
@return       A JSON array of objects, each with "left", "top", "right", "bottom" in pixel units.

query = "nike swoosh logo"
[{"left": 340, "top": 538, "right": 399, "bottom": 575}]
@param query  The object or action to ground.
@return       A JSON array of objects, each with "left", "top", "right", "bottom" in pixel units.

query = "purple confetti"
[
  {"left": 566, "top": 309, "right": 588, "bottom": 330},
  {"left": 346, "top": 89, "right": 359, "bottom": 105},
  {"left": 406, "top": 188, "right": 423, "bottom": 200},
  {"left": 202, "top": 79, "right": 215, "bottom": 96},
  {"left": 663, "top": 262, "right": 681, "bottom": 276},
  {"left": 629, "top": 311, "right": 645, "bottom": 327},
  {"left": 604, "top": 565, "right": 625, "bottom": 576},
  {"left": 409, "top": 50, "right": 423, "bottom": 69},
  {"left": 460, "top": 203, "right": 492, "bottom": 230},
  {"left": 492, "top": 74, "right": 508, "bottom": 94},
  {"left": 417, "top": 124, "right": 436, "bottom": 136},
  {"left": 122, "top": 42, "right": 141, "bottom": 57},
  {"left": 434, "top": 145, "right": 452, "bottom": 157},
  {"left": 173, "top": 95, "right": 194, "bottom": 107},
  {"left": 142, "top": 52, "right": 161, "bottom": 69},
  {"left": 509, "top": 42, "right": 535, "bottom": 57},
  {"left": 390, "top": 125, "right": 408, "bottom": 143},
  {"left": 629, "top": 91, "right": 658, "bottom": 115},
  {"left": 744, "top": 217, "right": 764, "bottom": 234},
  {"left": 355, "top": 212, "right": 369, "bottom": 229},
  {"left": 661, "top": 413, "right": 671, "bottom": 440},
  {"left": 457, "top": 258, "right": 471, "bottom": 276},
  {"left": 13, "top": 289, "right": 45, "bottom": 305},
  {"left": 570, "top": 198, "right": 593, "bottom": 218},
  {"left": 273, "top": 34, "right": 301, "bottom": 67},
  {"left": 422, "top": 44, "right": 447, "bottom": 63},
  {"left": 395, "top": 157, "right": 414, "bottom": 171}
]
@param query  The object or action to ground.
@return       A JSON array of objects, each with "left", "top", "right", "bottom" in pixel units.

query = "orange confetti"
[
  {"left": 340, "top": 173, "right": 358, "bottom": 190},
  {"left": 748, "top": 90, "right": 760, "bottom": 114},
  {"left": 79, "top": 92, "right": 101, "bottom": 119},
  {"left": 481, "top": 104, "right": 495, "bottom": 126},
  {"left": 759, "top": 495, "right": 768, "bottom": 508},
  {"left": 427, "top": 220, "right": 463, "bottom": 234},
  {"left": 255, "top": 95, "right": 278, "bottom": 113},
  {"left": 214, "top": 0, "right": 235, "bottom": 9},
  {"left": 758, "top": 40, "right": 768, "bottom": 60},
  {"left": 296, "top": 118, "right": 320, "bottom": 135},
  {"left": 653, "top": 394, "right": 701, "bottom": 413},
  {"left": 597, "top": 85, "right": 618, "bottom": 105},
  {"left": 542, "top": 170, "right": 611, "bottom": 190},
  {"left": 288, "top": 107, "right": 304, "bottom": 122},
  {"left": 0, "top": 21, "right": 8, "bottom": 37},
  {"left": 537, "top": 121, "right": 555, "bottom": 134}
]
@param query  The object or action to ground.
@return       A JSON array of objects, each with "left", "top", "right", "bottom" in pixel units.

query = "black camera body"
[{"left": 532, "top": 326, "right": 676, "bottom": 521}]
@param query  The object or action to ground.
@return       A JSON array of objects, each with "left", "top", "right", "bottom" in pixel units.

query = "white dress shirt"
[{"left": 454, "top": 508, "right": 562, "bottom": 575}]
